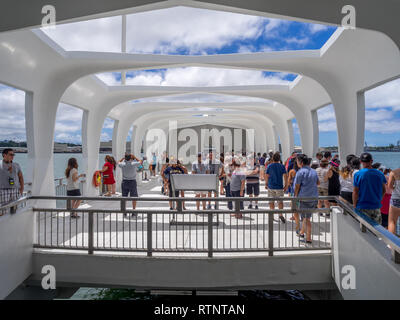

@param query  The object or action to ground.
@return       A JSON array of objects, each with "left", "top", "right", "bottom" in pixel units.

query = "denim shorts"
[
  {"left": 391, "top": 198, "right": 400, "bottom": 209},
  {"left": 299, "top": 201, "right": 317, "bottom": 220}
]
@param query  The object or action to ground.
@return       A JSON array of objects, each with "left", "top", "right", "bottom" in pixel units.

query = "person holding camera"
[{"left": 118, "top": 153, "right": 142, "bottom": 217}]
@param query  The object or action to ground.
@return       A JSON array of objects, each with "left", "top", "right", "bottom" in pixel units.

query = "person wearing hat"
[{"left": 353, "top": 152, "right": 387, "bottom": 224}]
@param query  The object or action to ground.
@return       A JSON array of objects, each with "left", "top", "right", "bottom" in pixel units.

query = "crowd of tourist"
[{"left": 1, "top": 147, "right": 400, "bottom": 241}]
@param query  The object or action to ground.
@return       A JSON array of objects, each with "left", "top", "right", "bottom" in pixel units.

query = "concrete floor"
[{"left": 35, "top": 175, "right": 331, "bottom": 256}]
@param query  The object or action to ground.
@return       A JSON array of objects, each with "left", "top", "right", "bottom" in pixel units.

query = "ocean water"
[{"left": 12, "top": 151, "right": 400, "bottom": 181}]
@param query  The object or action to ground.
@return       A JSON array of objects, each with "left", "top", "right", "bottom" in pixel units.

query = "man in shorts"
[
  {"left": 118, "top": 153, "right": 142, "bottom": 217},
  {"left": 294, "top": 154, "right": 319, "bottom": 244},
  {"left": 265, "top": 152, "right": 288, "bottom": 223},
  {"left": 192, "top": 153, "right": 207, "bottom": 211}
]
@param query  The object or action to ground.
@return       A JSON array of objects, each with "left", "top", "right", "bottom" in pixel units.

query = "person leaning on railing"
[
  {"left": 0, "top": 148, "right": 24, "bottom": 212},
  {"left": 353, "top": 152, "right": 386, "bottom": 224}
]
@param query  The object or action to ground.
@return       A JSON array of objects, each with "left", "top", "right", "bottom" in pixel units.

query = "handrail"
[
  {"left": 336, "top": 198, "right": 400, "bottom": 263},
  {"left": 4, "top": 194, "right": 400, "bottom": 262}
]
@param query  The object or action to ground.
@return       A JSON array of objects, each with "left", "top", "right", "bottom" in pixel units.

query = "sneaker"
[
  {"left": 131, "top": 213, "right": 137, "bottom": 218},
  {"left": 279, "top": 215, "right": 286, "bottom": 224},
  {"left": 207, "top": 204, "right": 212, "bottom": 210},
  {"left": 248, "top": 204, "right": 253, "bottom": 209},
  {"left": 255, "top": 205, "right": 259, "bottom": 210}
]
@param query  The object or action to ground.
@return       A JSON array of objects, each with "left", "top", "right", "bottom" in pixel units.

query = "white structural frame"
[{"left": 0, "top": 2, "right": 399, "bottom": 198}]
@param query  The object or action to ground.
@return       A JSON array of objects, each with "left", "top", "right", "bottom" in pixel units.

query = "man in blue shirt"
[
  {"left": 294, "top": 154, "right": 319, "bottom": 244},
  {"left": 353, "top": 152, "right": 386, "bottom": 224},
  {"left": 265, "top": 152, "right": 288, "bottom": 223}
]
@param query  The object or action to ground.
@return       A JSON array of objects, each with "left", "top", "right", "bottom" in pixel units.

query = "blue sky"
[{"left": 0, "top": 6, "right": 400, "bottom": 147}]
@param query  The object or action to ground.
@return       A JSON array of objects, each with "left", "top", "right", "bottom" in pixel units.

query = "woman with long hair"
[
  {"left": 101, "top": 155, "right": 116, "bottom": 196},
  {"left": 65, "top": 157, "right": 85, "bottom": 218},
  {"left": 339, "top": 164, "right": 355, "bottom": 204}
]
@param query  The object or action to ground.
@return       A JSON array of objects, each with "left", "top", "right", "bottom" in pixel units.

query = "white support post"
[
  {"left": 82, "top": 110, "right": 106, "bottom": 196},
  {"left": 287, "top": 119, "right": 295, "bottom": 154},
  {"left": 311, "top": 109, "right": 319, "bottom": 157},
  {"left": 25, "top": 90, "right": 58, "bottom": 200},
  {"left": 333, "top": 90, "right": 365, "bottom": 161}
]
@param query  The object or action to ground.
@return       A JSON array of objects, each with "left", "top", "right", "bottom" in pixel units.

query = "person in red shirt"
[{"left": 101, "top": 155, "right": 116, "bottom": 196}]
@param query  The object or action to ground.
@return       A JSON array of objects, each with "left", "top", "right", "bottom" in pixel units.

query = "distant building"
[
  {"left": 99, "top": 140, "right": 131, "bottom": 153},
  {"left": 53, "top": 143, "right": 69, "bottom": 153}
]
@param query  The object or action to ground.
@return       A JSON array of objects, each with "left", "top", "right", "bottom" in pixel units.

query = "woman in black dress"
[{"left": 327, "top": 159, "right": 341, "bottom": 216}]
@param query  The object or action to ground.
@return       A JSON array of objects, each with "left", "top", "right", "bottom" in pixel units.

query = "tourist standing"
[
  {"left": 265, "top": 152, "right": 288, "bottom": 223},
  {"left": 65, "top": 157, "right": 85, "bottom": 218},
  {"left": 315, "top": 152, "right": 323, "bottom": 165},
  {"left": 192, "top": 153, "right": 207, "bottom": 211},
  {"left": 294, "top": 154, "right": 319, "bottom": 244},
  {"left": 163, "top": 158, "right": 185, "bottom": 210},
  {"left": 142, "top": 156, "right": 150, "bottom": 181},
  {"left": 339, "top": 164, "right": 355, "bottom": 204},
  {"left": 160, "top": 157, "right": 169, "bottom": 195},
  {"left": 353, "top": 153, "right": 386, "bottom": 224},
  {"left": 230, "top": 160, "right": 246, "bottom": 218},
  {"left": 327, "top": 159, "right": 341, "bottom": 212},
  {"left": 259, "top": 153, "right": 267, "bottom": 181},
  {"left": 118, "top": 153, "right": 142, "bottom": 216},
  {"left": 388, "top": 168, "right": 400, "bottom": 235},
  {"left": 101, "top": 155, "right": 116, "bottom": 196},
  {"left": 0, "top": 148, "right": 24, "bottom": 209},
  {"left": 205, "top": 151, "right": 221, "bottom": 210},
  {"left": 316, "top": 159, "right": 330, "bottom": 215},
  {"left": 246, "top": 157, "right": 260, "bottom": 209},
  {"left": 223, "top": 156, "right": 233, "bottom": 210},
  {"left": 381, "top": 169, "right": 392, "bottom": 229},
  {"left": 151, "top": 152, "right": 157, "bottom": 176}
]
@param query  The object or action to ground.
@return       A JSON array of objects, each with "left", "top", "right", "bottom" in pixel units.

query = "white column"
[
  {"left": 272, "top": 125, "right": 279, "bottom": 152},
  {"left": 287, "top": 119, "right": 295, "bottom": 154},
  {"left": 311, "top": 109, "right": 319, "bottom": 157},
  {"left": 25, "top": 90, "right": 58, "bottom": 199},
  {"left": 275, "top": 120, "right": 291, "bottom": 162},
  {"left": 81, "top": 110, "right": 107, "bottom": 196},
  {"left": 296, "top": 111, "right": 314, "bottom": 156},
  {"left": 130, "top": 124, "right": 137, "bottom": 156},
  {"left": 333, "top": 90, "right": 365, "bottom": 161},
  {"left": 112, "top": 118, "right": 133, "bottom": 191}
]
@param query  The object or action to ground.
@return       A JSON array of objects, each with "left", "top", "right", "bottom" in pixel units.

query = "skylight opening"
[
  {"left": 39, "top": 6, "right": 337, "bottom": 54},
  {"left": 96, "top": 67, "right": 297, "bottom": 87}
]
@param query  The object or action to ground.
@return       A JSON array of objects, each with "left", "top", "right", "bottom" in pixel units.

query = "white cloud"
[
  {"left": 309, "top": 24, "right": 329, "bottom": 34},
  {"left": 0, "top": 85, "right": 26, "bottom": 141},
  {"left": 102, "top": 118, "right": 115, "bottom": 129},
  {"left": 110, "top": 67, "right": 292, "bottom": 87},
  {"left": 365, "top": 78, "right": 400, "bottom": 109},
  {"left": 126, "top": 7, "right": 264, "bottom": 54},
  {"left": 41, "top": 16, "right": 121, "bottom": 52}
]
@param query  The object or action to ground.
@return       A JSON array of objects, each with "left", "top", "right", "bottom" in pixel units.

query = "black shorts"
[
  {"left": 67, "top": 189, "right": 81, "bottom": 196},
  {"left": 168, "top": 183, "right": 179, "bottom": 197},
  {"left": 340, "top": 191, "right": 353, "bottom": 204},
  {"left": 122, "top": 180, "right": 138, "bottom": 197},
  {"left": 246, "top": 183, "right": 260, "bottom": 196}
]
